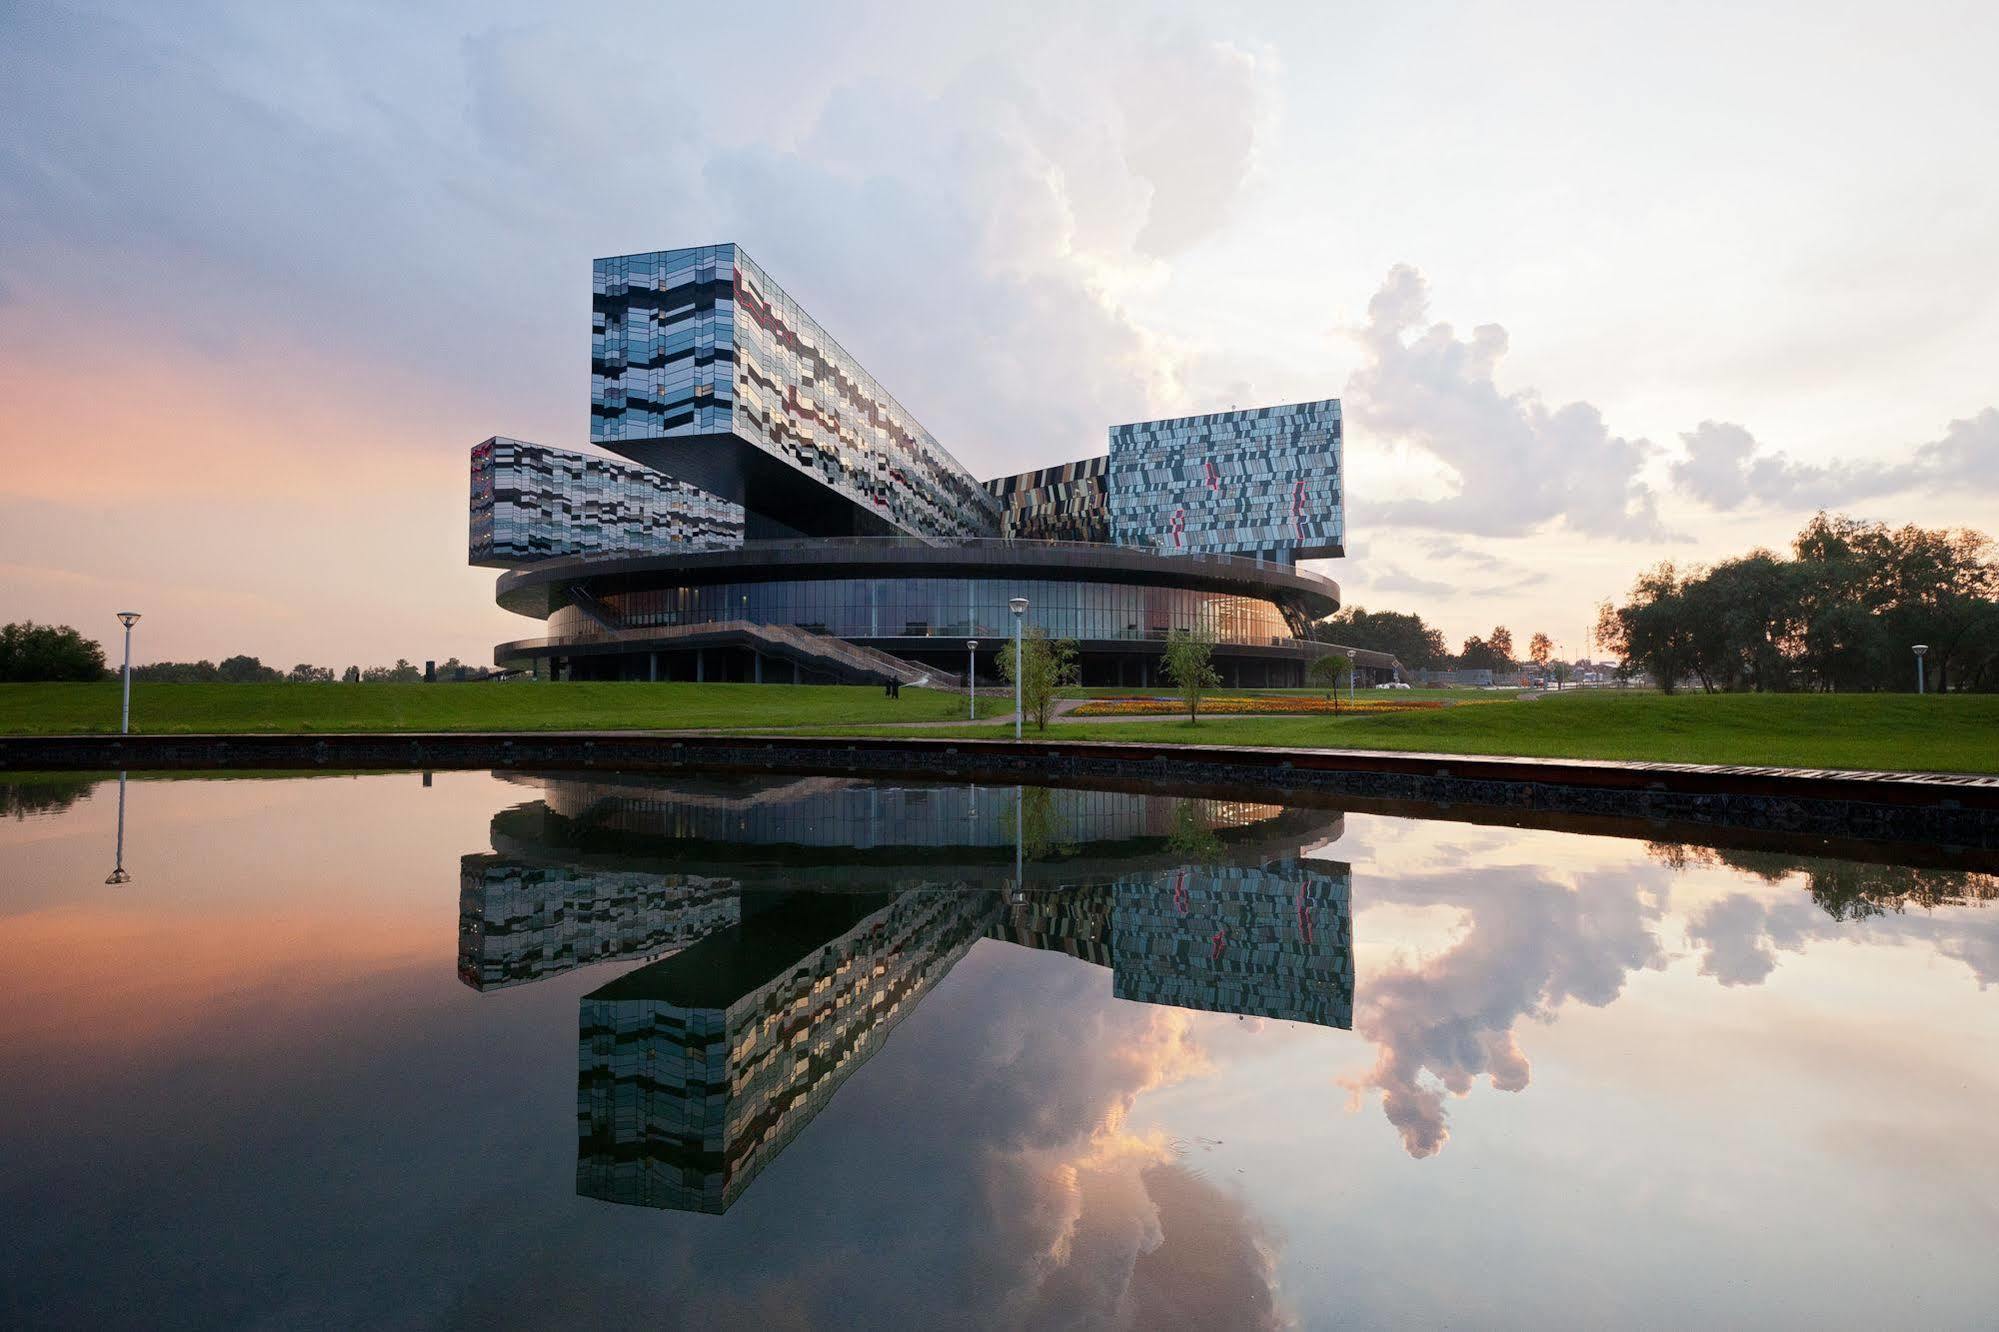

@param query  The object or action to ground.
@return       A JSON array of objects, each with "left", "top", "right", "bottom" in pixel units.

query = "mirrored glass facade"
[
  {"left": 577, "top": 888, "right": 995, "bottom": 1214},
  {"left": 1108, "top": 399, "right": 1344, "bottom": 562},
  {"left": 587, "top": 576, "right": 1299, "bottom": 645},
  {"left": 457, "top": 855, "right": 740, "bottom": 990},
  {"left": 592, "top": 243, "right": 1002, "bottom": 542},
  {"left": 984, "top": 454, "right": 1110, "bottom": 543},
  {"left": 469, "top": 437, "right": 742, "bottom": 567}
]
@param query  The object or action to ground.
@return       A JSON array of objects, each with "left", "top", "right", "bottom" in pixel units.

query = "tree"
[
  {"left": 1487, "top": 626, "right": 1515, "bottom": 665},
  {"left": 1311, "top": 607, "right": 1447, "bottom": 669},
  {"left": 997, "top": 629, "right": 1078, "bottom": 731},
  {"left": 217, "top": 655, "right": 280, "bottom": 683},
  {"left": 0, "top": 622, "right": 107, "bottom": 682},
  {"left": 1161, "top": 629, "right": 1221, "bottom": 723},
  {"left": 287, "top": 663, "right": 333, "bottom": 683},
  {"left": 1455, "top": 634, "right": 1513, "bottom": 675},
  {"left": 342, "top": 665, "right": 361, "bottom": 684},
  {"left": 1307, "top": 653, "right": 1351, "bottom": 709},
  {"left": 1599, "top": 513, "right": 1999, "bottom": 692},
  {"left": 361, "top": 659, "right": 424, "bottom": 684},
  {"left": 1165, "top": 800, "right": 1224, "bottom": 860},
  {"left": 1012, "top": 784, "right": 1077, "bottom": 860},
  {"left": 1528, "top": 633, "right": 1554, "bottom": 670},
  {"left": 133, "top": 659, "right": 220, "bottom": 683},
  {"left": 1602, "top": 563, "right": 1700, "bottom": 692}
]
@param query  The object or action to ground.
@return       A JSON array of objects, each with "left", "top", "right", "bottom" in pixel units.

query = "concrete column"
[
  {"left": 754, "top": 652, "right": 763, "bottom": 684},
  {"left": 697, "top": 649, "right": 705, "bottom": 683},
  {"left": 649, "top": 651, "right": 658, "bottom": 682},
  {"left": 793, "top": 659, "right": 801, "bottom": 684}
]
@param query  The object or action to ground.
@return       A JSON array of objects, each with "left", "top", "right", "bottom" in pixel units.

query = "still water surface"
[{"left": 3, "top": 770, "right": 1997, "bottom": 1328}]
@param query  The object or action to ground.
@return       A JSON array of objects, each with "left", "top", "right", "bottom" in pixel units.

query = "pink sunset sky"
[{"left": 3, "top": 1, "right": 1995, "bottom": 669}]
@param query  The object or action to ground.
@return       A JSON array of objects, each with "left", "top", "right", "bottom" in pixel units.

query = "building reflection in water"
[{"left": 457, "top": 772, "right": 1352, "bottom": 1214}]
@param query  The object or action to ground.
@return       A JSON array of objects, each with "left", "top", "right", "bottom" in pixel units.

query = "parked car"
[{"left": 1374, "top": 681, "right": 1411, "bottom": 690}]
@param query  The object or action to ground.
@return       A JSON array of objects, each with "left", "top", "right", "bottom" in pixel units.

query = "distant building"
[
  {"left": 1412, "top": 667, "right": 1495, "bottom": 687},
  {"left": 470, "top": 244, "right": 1350, "bottom": 687}
]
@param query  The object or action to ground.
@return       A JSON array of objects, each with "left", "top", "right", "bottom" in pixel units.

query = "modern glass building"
[
  {"left": 1108, "top": 399, "right": 1344, "bottom": 563},
  {"left": 469, "top": 437, "right": 742, "bottom": 568},
  {"left": 473, "top": 245, "right": 1365, "bottom": 686},
  {"left": 592, "top": 244, "right": 1001, "bottom": 542}
]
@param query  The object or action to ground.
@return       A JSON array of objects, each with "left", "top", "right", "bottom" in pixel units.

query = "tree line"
[
  {"left": 1596, "top": 513, "right": 1998, "bottom": 693},
  {"left": 0, "top": 624, "right": 495, "bottom": 684},
  {"left": 1309, "top": 609, "right": 1581, "bottom": 678}
]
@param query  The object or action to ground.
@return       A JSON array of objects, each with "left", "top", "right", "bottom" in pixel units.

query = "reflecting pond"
[{"left": 3, "top": 771, "right": 1997, "bottom": 1328}]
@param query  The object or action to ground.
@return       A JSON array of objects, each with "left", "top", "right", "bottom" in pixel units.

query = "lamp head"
[
  {"left": 1913, "top": 644, "right": 1929, "bottom": 656},
  {"left": 1008, "top": 597, "right": 1029, "bottom": 617},
  {"left": 967, "top": 639, "right": 978, "bottom": 650},
  {"left": 116, "top": 611, "right": 141, "bottom": 629}
]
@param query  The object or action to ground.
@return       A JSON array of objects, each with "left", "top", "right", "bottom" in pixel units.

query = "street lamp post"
[
  {"left": 1913, "top": 643, "right": 1928, "bottom": 695},
  {"left": 967, "top": 639, "right": 978, "bottom": 721},
  {"left": 1008, "top": 597, "right": 1029, "bottom": 740},
  {"left": 115, "top": 612, "right": 141, "bottom": 734}
]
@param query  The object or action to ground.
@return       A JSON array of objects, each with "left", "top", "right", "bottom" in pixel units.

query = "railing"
[
  {"left": 536, "top": 536, "right": 1340, "bottom": 590},
  {"left": 496, "top": 619, "right": 962, "bottom": 689}
]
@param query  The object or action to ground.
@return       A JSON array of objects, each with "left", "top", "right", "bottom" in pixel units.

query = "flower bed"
[{"left": 1068, "top": 695, "right": 1447, "bottom": 718}]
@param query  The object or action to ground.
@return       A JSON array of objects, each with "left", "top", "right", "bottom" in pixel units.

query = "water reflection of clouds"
[
  {"left": 655, "top": 947, "right": 1288, "bottom": 1330},
  {"left": 1346, "top": 819, "right": 1999, "bottom": 1158},
  {"left": 1346, "top": 864, "right": 1668, "bottom": 1157}
]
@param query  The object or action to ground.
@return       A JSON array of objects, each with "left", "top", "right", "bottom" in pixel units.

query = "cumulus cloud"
[
  {"left": 1679, "top": 869, "right": 1999, "bottom": 990},
  {"left": 1, "top": 3, "right": 1282, "bottom": 480},
  {"left": 1349, "top": 844, "right": 1999, "bottom": 1160},
  {"left": 1671, "top": 409, "right": 1999, "bottom": 511},
  {"left": 1346, "top": 264, "right": 1669, "bottom": 540},
  {"left": 941, "top": 962, "right": 1291, "bottom": 1328},
  {"left": 1344, "top": 868, "right": 1667, "bottom": 1157},
  {"left": 1913, "top": 407, "right": 1999, "bottom": 482},
  {"left": 1684, "top": 892, "right": 1815, "bottom": 985},
  {"left": 1672, "top": 420, "right": 1893, "bottom": 511},
  {"left": 1116, "top": 36, "right": 1267, "bottom": 257}
]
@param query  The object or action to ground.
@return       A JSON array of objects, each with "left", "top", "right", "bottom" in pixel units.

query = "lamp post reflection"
[{"left": 104, "top": 772, "right": 131, "bottom": 885}]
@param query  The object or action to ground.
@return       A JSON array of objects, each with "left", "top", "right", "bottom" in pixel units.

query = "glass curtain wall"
[{"left": 595, "top": 577, "right": 1295, "bottom": 645}]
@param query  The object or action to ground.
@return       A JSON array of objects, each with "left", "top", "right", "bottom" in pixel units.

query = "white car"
[{"left": 1374, "top": 681, "right": 1411, "bottom": 690}]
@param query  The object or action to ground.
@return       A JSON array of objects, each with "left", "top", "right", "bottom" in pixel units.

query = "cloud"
[
  {"left": 1684, "top": 892, "right": 1815, "bottom": 985},
  {"left": 1116, "top": 36, "right": 1268, "bottom": 257},
  {"left": 1672, "top": 420, "right": 1894, "bottom": 511},
  {"left": 1344, "top": 867, "right": 1667, "bottom": 1157},
  {"left": 1345, "top": 264, "right": 1669, "bottom": 540},
  {"left": 1678, "top": 867, "right": 1999, "bottom": 990},
  {"left": 1365, "top": 564, "right": 1457, "bottom": 600},
  {"left": 1911, "top": 407, "right": 1999, "bottom": 488},
  {"left": 1671, "top": 409, "right": 1999, "bottom": 511}
]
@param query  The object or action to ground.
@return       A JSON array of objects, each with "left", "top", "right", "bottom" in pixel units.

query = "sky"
[{"left": 2, "top": 0, "right": 1996, "bottom": 668}]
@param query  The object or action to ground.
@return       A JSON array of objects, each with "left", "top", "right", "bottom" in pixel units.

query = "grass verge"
[
  {"left": 739, "top": 691, "right": 1999, "bottom": 774},
  {"left": 0, "top": 681, "right": 1002, "bottom": 735}
]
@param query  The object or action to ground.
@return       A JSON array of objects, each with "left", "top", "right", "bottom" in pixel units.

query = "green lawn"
[
  {"left": 0, "top": 681, "right": 1003, "bottom": 735},
  {"left": 6, "top": 684, "right": 1992, "bottom": 775},
  {"left": 1056, "top": 685, "right": 1520, "bottom": 702},
  {"left": 750, "top": 691, "right": 1999, "bottom": 774}
]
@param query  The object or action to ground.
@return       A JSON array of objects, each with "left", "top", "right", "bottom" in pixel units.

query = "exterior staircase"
[{"left": 540, "top": 613, "right": 961, "bottom": 689}]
